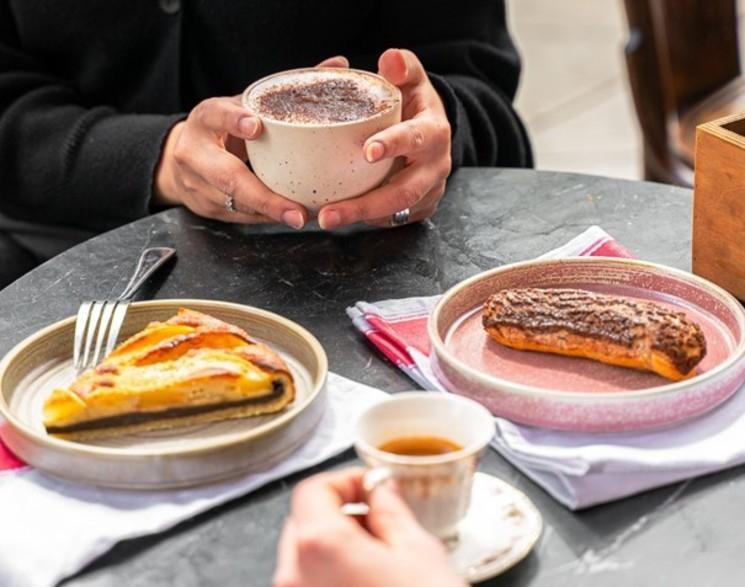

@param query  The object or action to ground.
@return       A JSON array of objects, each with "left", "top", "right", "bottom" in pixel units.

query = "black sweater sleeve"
[
  {"left": 0, "top": 0, "right": 529, "bottom": 232},
  {"left": 363, "top": 0, "right": 532, "bottom": 169},
  {"left": 0, "top": 2, "right": 182, "bottom": 231}
]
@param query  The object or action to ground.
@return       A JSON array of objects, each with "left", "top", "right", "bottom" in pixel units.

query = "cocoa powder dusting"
[{"left": 255, "top": 78, "right": 389, "bottom": 124}]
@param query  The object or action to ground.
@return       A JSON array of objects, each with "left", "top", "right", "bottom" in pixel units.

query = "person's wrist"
[{"left": 153, "top": 121, "right": 185, "bottom": 207}]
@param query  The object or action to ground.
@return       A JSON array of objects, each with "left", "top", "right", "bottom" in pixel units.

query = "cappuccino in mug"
[{"left": 250, "top": 74, "right": 395, "bottom": 125}]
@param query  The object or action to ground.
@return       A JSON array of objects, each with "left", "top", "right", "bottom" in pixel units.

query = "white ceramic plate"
[{"left": 0, "top": 300, "right": 328, "bottom": 489}]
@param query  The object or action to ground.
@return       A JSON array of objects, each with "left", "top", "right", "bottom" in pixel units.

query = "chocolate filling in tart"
[{"left": 46, "top": 381, "right": 286, "bottom": 434}]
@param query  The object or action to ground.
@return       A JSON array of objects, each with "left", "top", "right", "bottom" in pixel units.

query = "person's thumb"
[
  {"left": 378, "top": 48, "right": 425, "bottom": 88},
  {"left": 366, "top": 482, "right": 430, "bottom": 546}
]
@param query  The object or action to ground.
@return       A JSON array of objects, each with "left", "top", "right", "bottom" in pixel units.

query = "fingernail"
[
  {"left": 239, "top": 117, "right": 258, "bottom": 137},
  {"left": 319, "top": 210, "right": 341, "bottom": 230},
  {"left": 365, "top": 141, "right": 385, "bottom": 163},
  {"left": 281, "top": 210, "right": 304, "bottom": 230}
]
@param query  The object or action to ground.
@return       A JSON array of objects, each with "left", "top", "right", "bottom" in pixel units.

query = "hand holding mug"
[
  {"left": 152, "top": 56, "right": 349, "bottom": 228},
  {"left": 318, "top": 49, "right": 453, "bottom": 230}
]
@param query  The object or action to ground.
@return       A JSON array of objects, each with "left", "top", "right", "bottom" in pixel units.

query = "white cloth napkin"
[
  {"left": 0, "top": 373, "right": 387, "bottom": 587},
  {"left": 491, "top": 385, "right": 745, "bottom": 509},
  {"left": 348, "top": 226, "right": 745, "bottom": 509}
]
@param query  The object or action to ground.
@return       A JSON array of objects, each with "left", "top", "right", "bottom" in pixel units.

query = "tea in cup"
[{"left": 354, "top": 392, "right": 495, "bottom": 539}]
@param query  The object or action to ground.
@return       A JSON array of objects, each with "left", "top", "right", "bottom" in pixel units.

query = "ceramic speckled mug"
[{"left": 242, "top": 67, "right": 402, "bottom": 212}]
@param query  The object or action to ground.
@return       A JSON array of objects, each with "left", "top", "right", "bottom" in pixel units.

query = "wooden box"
[{"left": 692, "top": 112, "right": 745, "bottom": 300}]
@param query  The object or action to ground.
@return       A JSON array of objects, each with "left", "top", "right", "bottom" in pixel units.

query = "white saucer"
[{"left": 448, "top": 472, "right": 542, "bottom": 583}]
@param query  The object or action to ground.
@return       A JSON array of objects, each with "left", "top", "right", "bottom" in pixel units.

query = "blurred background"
[{"left": 507, "top": 0, "right": 745, "bottom": 182}]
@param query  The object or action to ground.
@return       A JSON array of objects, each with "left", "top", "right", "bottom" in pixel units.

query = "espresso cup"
[
  {"left": 242, "top": 67, "right": 402, "bottom": 212},
  {"left": 354, "top": 392, "right": 495, "bottom": 539}
]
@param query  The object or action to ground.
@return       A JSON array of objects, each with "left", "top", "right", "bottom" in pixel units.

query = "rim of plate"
[
  {"left": 0, "top": 299, "right": 328, "bottom": 458},
  {"left": 428, "top": 257, "right": 745, "bottom": 401},
  {"left": 465, "top": 473, "right": 543, "bottom": 582}
]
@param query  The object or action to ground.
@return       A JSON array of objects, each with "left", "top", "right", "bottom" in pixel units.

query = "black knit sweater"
[{"left": 0, "top": 0, "right": 531, "bottom": 232}]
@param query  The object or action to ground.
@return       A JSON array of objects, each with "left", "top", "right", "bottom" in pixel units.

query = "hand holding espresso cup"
[{"left": 273, "top": 468, "right": 466, "bottom": 587}]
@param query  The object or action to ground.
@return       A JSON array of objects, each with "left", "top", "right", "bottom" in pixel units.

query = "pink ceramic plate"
[{"left": 428, "top": 258, "right": 745, "bottom": 432}]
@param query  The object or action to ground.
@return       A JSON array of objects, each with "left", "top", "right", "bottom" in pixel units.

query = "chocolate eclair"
[{"left": 482, "top": 288, "right": 707, "bottom": 381}]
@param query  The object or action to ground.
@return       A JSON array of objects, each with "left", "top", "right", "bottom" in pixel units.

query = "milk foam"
[{"left": 247, "top": 69, "right": 397, "bottom": 125}]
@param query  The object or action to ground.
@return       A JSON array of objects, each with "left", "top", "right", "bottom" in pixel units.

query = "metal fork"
[{"left": 73, "top": 246, "right": 176, "bottom": 374}]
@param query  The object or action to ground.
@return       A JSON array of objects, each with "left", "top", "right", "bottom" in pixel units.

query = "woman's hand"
[
  {"left": 273, "top": 468, "right": 465, "bottom": 587},
  {"left": 153, "top": 56, "right": 349, "bottom": 228},
  {"left": 318, "top": 49, "right": 452, "bottom": 230}
]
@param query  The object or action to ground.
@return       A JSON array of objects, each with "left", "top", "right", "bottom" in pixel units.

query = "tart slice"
[{"left": 43, "top": 308, "right": 295, "bottom": 440}]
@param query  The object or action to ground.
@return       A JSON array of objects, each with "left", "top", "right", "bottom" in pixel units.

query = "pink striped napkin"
[
  {"left": 0, "top": 439, "right": 25, "bottom": 473},
  {"left": 347, "top": 226, "right": 745, "bottom": 509}
]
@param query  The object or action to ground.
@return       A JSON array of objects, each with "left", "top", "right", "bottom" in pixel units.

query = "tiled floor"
[{"left": 506, "top": 0, "right": 643, "bottom": 180}]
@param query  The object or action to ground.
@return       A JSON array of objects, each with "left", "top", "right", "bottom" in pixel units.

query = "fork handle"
[{"left": 118, "top": 247, "right": 176, "bottom": 301}]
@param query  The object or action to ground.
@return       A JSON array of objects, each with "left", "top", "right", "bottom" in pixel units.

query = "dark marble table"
[{"left": 1, "top": 169, "right": 735, "bottom": 586}]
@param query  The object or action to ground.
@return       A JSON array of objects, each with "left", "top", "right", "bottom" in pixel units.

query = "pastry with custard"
[
  {"left": 482, "top": 288, "right": 707, "bottom": 381},
  {"left": 43, "top": 308, "right": 295, "bottom": 440}
]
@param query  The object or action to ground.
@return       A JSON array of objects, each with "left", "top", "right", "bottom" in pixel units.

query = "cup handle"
[
  {"left": 339, "top": 467, "right": 393, "bottom": 518},
  {"left": 362, "top": 466, "right": 393, "bottom": 496}
]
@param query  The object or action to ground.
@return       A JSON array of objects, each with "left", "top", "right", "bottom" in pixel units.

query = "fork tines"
[{"left": 73, "top": 300, "right": 130, "bottom": 374}]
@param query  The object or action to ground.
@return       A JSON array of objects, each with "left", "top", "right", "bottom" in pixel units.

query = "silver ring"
[
  {"left": 224, "top": 195, "right": 237, "bottom": 213},
  {"left": 390, "top": 208, "right": 411, "bottom": 227}
]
